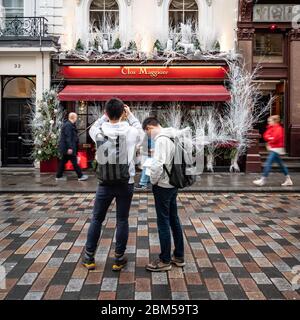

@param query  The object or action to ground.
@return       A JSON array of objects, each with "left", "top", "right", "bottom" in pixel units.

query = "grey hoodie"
[
  {"left": 151, "top": 127, "right": 193, "bottom": 188},
  {"left": 150, "top": 128, "right": 177, "bottom": 188},
  {"left": 89, "top": 114, "right": 144, "bottom": 184}
]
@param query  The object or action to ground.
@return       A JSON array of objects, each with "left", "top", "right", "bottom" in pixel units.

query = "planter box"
[{"left": 40, "top": 158, "right": 58, "bottom": 173}]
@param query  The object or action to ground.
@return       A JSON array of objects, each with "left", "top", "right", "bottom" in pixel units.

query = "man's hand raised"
[{"left": 124, "top": 105, "right": 132, "bottom": 117}]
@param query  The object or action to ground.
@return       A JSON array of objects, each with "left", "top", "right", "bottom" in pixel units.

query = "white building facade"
[{"left": 0, "top": 0, "right": 238, "bottom": 167}]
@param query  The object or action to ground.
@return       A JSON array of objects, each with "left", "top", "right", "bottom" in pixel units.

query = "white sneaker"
[
  {"left": 78, "top": 175, "right": 89, "bottom": 181},
  {"left": 281, "top": 176, "right": 293, "bottom": 187},
  {"left": 253, "top": 177, "right": 266, "bottom": 186},
  {"left": 56, "top": 177, "right": 67, "bottom": 181}
]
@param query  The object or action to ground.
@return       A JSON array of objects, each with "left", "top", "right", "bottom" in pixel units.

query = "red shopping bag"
[{"left": 65, "top": 151, "right": 88, "bottom": 170}]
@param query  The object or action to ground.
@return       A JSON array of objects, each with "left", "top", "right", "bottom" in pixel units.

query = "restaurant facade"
[
  {"left": 53, "top": 58, "right": 231, "bottom": 170},
  {"left": 1, "top": 0, "right": 299, "bottom": 172}
]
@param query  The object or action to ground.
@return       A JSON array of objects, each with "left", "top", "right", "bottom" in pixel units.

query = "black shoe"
[
  {"left": 82, "top": 252, "right": 96, "bottom": 271},
  {"left": 112, "top": 254, "right": 128, "bottom": 271}
]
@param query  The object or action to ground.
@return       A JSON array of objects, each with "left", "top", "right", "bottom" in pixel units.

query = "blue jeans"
[
  {"left": 152, "top": 185, "right": 184, "bottom": 263},
  {"left": 263, "top": 151, "right": 289, "bottom": 178},
  {"left": 85, "top": 184, "right": 134, "bottom": 255},
  {"left": 139, "top": 168, "right": 150, "bottom": 186}
]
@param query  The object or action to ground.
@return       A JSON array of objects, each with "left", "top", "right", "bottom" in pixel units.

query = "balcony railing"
[{"left": 0, "top": 17, "right": 48, "bottom": 38}]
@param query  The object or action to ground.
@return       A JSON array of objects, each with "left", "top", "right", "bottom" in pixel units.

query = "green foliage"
[
  {"left": 75, "top": 39, "right": 85, "bottom": 51},
  {"left": 153, "top": 39, "right": 163, "bottom": 52},
  {"left": 213, "top": 40, "right": 221, "bottom": 52},
  {"left": 193, "top": 38, "right": 201, "bottom": 51},
  {"left": 128, "top": 40, "right": 137, "bottom": 51},
  {"left": 31, "top": 89, "right": 64, "bottom": 162},
  {"left": 223, "top": 147, "right": 238, "bottom": 160},
  {"left": 113, "top": 38, "right": 122, "bottom": 49}
]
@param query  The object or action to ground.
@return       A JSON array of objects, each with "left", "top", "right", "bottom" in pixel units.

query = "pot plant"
[{"left": 30, "top": 89, "right": 64, "bottom": 173}]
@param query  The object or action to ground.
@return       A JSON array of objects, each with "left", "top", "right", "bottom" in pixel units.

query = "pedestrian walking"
[
  {"left": 135, "top": 136, "right": 155, "bottom": 190},
  {"left": 253, "top": 115, "right": 293, "bottom": 187},
  {"left": 142, "top": 117, "right": 185, "bottom": 272},
  {"left": 82, "top": 99, "right": 143, "bottom": 271},
  {"left": 56, "top": 112, "right": 89, "bottom": 181}
]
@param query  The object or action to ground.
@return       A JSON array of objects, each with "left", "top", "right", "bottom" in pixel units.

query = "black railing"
[{"left": 0, "top": 17, "right": 48, "bottom": 38}]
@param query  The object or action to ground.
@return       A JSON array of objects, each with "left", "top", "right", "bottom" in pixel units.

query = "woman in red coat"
[{"left": 253, "top": 115, "right": 293, "bottom": 186}]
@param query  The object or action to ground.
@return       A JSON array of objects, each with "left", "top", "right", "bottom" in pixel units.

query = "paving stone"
[
  {"left": 65, "top": 279, "right": 85, "bottom": 292},
  {"left": 219, "top": 273, "right": 238, "bottom": 285},
  {"left": 152, "top": 272, "right": 168, "bottom": 285},
  {"left": 171, "top": 292, "right": 189, "bottom": 300},
  {"left": 209, "top": 291, "right": 228, "bottom": 300},
  {"left": 0, "top": 192, "right": 300, "bottom": 300},
  {"left": 135, "top": 292, "right": 152, "bottom": 300},
  {"left": 271, "top": 278, "right": 293, "bottom": 291},
  {"left": 17, "top": 273, "right": 38, "bottom": 286},
  {"left": 250, "top": 273, "right": 272, "bottom": 285},
  {"left": 101, "top": 277, "right": 118, "bottom": 292},
  {"left": 24, "top": 291, "right": 44, "bottom": 300}
]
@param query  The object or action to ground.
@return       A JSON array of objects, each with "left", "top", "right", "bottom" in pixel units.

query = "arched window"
[
  {"left": 2, "top": 0, "right": 24, "bottom": 18},
  {"left": 3, "top": 77, "right": 35, "bottom": 98},
  {"left": 169, "top": 0, "right": 198, "bottom": 29},
  {"left": 90, "top": 0, "right": 119, "bottom": 31}
]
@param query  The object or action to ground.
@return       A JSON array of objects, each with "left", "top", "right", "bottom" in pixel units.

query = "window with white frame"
[
  {"left": 3, "top": 0, "right": 24, "bottom": 18},
  {"left": 89, "top": 0, "right": 120, "bottom": 49},
  {"left": 90, "top": 0, "right": 119, "bottom": 31},
  {"left": 169, "top": 0, "right": 198, "bottom": 30}
]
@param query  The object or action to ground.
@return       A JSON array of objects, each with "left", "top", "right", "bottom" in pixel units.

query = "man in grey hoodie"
[
  {"left": 142, "top": 117, "right": 185, "bottom": 272},
  {"left": 82, "top": 98, "right": 143, "bottom": 272}
]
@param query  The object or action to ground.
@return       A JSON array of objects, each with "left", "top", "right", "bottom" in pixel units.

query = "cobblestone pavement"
[{"left": 0, "top": 193, "right": 300, "bottom": 300}]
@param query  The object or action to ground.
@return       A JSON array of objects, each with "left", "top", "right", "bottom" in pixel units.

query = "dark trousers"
[
  {"left": 152, "top": 185, "right": 184, "bottom": 263},
  {"left": 56, "top": 154, "right": 83, "bottom": 178},
  {"left": 85, "top": 183, "right": 134, "bottom": 255},
  {"left": 263, "top": 151, "right": 289, "bottom": 178}
]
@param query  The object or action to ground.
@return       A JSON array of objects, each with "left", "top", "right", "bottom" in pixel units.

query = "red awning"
[{"left": 58, "top": 85, "right": 230, "bottom": 102}]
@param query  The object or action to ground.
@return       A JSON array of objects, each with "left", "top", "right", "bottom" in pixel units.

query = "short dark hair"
[
  {"left": 142, "top": 117, "right": 161, "bottom": 131},
  {"left": 105, "top": 98, "right": 125, "bottom": 120}
]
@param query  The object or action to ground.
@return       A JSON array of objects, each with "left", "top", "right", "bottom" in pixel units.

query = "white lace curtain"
[
  {"left": 90, "top": 0, "right": 118, "bottom": 10},
  {"left": 169, "top": 0, "right": 198, "bottom": 10}
]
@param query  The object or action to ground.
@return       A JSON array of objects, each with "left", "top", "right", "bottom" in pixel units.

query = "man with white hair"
[{"left": 56, "top": 112, "right": 88, "bottom": 181}]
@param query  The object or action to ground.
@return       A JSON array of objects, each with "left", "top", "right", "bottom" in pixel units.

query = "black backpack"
[
  {"left": 160, "top": 136, "right": 196, "bottom": 189},
  {"left": 95, "top": 128, "right": 130, "bottom": 186}
]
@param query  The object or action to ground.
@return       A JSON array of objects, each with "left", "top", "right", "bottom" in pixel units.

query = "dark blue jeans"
[
  {"left": 263, "top": 151, "right": 289, "bottom": 178},
  {"left": 152, "top": 185, "right": 184, "bottom": 263},
  {"left": 85, "top": 183, "right": 134, "bottom": 255}
]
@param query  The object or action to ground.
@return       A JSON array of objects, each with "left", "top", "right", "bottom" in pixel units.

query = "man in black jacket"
[{"left": 56, "top": 113, "right": 88, "bottom": 181}]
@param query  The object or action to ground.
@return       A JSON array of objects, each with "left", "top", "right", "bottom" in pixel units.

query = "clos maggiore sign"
[
  {"left": 253, "top": 4, "right": 300, "bottom": 22},
  {"left": 62, "top": 66, "right": 227, "bottom": 80}
]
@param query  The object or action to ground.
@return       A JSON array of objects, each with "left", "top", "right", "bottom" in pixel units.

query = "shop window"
[
  {"left": 169, "top": 0, "right": 198, "bottom": 30},
  {"left": 90, "top": 0, "right": 119, "bottom": 31},
  {"left": 253, "top": 33, "right": 284, "bottom": 64},
  {"left": 2, "top": 0, "right": 24, "bottom": 18},
  {"left": 3, "top": 77, "right": 35, "bottom": 98},
  {"left": 74, "top": 102, "right": 104, "bottom": 145}
]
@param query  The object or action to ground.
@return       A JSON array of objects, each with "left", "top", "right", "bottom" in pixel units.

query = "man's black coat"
[{"left": 59, "top": 120, "right": 79, "bottom": 156}]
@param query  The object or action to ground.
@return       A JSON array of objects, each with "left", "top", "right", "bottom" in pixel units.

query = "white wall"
[
  {"left": 23, "top": 0, "right": 238, "bottom": 52},
  {"left": 0, "top": 51, "right": 51, "bottom": 99}
]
